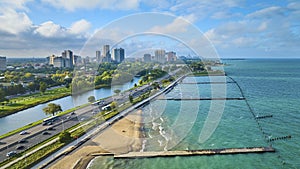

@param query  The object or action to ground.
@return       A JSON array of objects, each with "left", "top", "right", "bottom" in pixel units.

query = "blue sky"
[{"left": 0, "top": 0, "right": 299, "bottom": 58}]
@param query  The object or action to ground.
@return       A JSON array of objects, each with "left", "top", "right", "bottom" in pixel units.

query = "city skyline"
[{"left": 0, "top": 1, "right": 299, "bottom": 58}]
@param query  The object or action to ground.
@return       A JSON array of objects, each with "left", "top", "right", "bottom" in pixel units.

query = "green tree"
[
  {"left": 110, "top": 101, "right": 117, "bottom": 110},
  {"left": 129, "top": 95, "right": 133, "bottom": 103},
  {"left": 43, "top": 103, "right": 62, "bottom": 116},
  {"left": 59, "top": 131, "right": 72, "bottom": 143},
  {"left": 0, "top": 89, "right": 8, "bottom": 102},
  {"left": 114, "top": 89, "right": 121, "bottom": 95},
  {"left": 27, "top": 82, "right": 36, "bottom": 92},
  {"left": 88, "top": 96, "right": 96, "bottom": 103},
  {"left": 39, "top": 82, "right": 47, "bottom": 94}
]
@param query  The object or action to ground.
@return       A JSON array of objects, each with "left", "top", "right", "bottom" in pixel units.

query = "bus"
[
  {"left": 101, "top": 104, "right": 111, "bottom": 111},
  {"left": 42, "top": 116, "right": 59, "bottom": 125}
]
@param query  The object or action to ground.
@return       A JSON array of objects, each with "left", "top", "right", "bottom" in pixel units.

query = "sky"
[{"left": 0, "top": 0, "right": 299, "bottom": 58}]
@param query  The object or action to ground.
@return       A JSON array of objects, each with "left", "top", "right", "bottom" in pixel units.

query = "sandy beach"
[{"left": 49, "top": 109, "right": 143, "bottom": 169}]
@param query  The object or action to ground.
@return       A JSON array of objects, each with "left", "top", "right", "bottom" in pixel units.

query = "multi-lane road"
[
  {"left": 0, "top": 84, "right": 152, "bottom": 162},
  {"left": 0, "top": 70, "right": 183, "bottom": 164}
]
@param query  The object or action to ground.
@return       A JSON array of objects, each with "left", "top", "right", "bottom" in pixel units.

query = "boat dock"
[{"left": 114, "top": 147, "right": 275, "bottom": 159}]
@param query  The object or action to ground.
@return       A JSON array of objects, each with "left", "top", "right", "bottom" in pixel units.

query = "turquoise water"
[{"left": 89, "top": 59, "right": 300, "bottom": 169}]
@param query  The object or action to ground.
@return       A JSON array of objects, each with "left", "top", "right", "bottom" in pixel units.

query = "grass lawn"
[{"left": 0, "top": 87, "right": 71, "bottom": 118}]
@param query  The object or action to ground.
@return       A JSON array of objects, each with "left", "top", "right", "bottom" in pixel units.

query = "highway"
[
  {"left": 0, "top": 83, "right": 153, "bottom": 163},
  {"left": 0, "top": 70, "right": 184, "bottom": 166},
  {"left": 37, "top": 74, "right": 186, "bottom": 169}
]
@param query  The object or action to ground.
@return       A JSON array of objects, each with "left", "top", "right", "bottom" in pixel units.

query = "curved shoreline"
[{"left": 49, "top": 110, "right": 143, "bottom": 169}]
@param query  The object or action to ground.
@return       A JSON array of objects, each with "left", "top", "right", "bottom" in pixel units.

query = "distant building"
[
  {"left": 143, "top": 54, "right": 151, "bottom": 62},
  {"left": 101, "top": 45, "right": 111, "bottom": 62},
  {"left": 47, "top": 50, "right": 79, "bottom": 68},
  {"left": 55, "top": 56, "right": 71, "bottom": 68},
  {"left": 0, "top": 56, "right": 7, "bottom": 71},
  {"left": 96, "top": 51, "right": 101, "bottom": 63},
  {"left": 73, "top": 55, "right": 81, "bottom": 65},
  {"left": 112, "top": 48, "right": 125, "bottom": 63},
  {"left": 62, "top": 50, "right": 73, "bottom": 68},
  {"left": 48, "top": 55, "right": 55, "bottom": 65},
  {"left": 166, "top": 51, "right": 177, "bottom": 62},
  {"left": 154, "top": 49, "right": 166, "bottom": 63}
]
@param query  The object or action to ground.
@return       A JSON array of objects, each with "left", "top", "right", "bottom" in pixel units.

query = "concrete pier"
[
  {"left": 114, "top": 147, "right": 275, "bottom": 159},
  {"left": 181, "top": 82, "right": 235, "bottom": 84},
  {"left": 157, "top": 97, "right": 245, "bottom": 101}
]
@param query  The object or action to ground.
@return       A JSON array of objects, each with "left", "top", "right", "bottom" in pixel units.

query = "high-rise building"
[
  {"left": 102, "top": 45, "right": 111, "bottom": 62},
  {"left": 48, "top": 55, "right": 55, "bottom": 65},
  {"left": 143, "top": 54, "right": 151, "bottom": 62},
  {"left": 62, "top": 50, "right": 73, "bottom": 68},
  {"left": 96, "top": 51, "right": 101, "bottom": 63},
  {"left": 53, "top": 57, "right": 64, "bottom": 68},
  {"left": 0, "top": 56, "right": 7, "bottom": 71},
  {"left": 73, "top": 55, "right": 81, "bottom": 65},
  {"left": 154, "top": 49, "right": 166, "bottom": 63},
  {"left": 166, "top": 51, "right": 177, "bottom": 62},
  {"left": 112, "top": 48, "right": 125, "bottom": 63},
  {"left": 47, "top": 50, "right": 79, "bottom": 68}
]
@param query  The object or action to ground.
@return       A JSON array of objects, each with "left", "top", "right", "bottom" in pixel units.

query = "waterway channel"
[{"left": 0, "top": 78, "right": 140, "bottom": 135}]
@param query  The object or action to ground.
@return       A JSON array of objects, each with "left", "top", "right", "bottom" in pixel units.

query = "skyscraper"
[
  {"left": 166, "top": 51, "right": 177, "bottom": 62},
  {"left": 102, "top": 45, "right": 111, "bottom": 62},
  {"left": 0, "top": 56, "right": 6, "bottom": 71},
  {"left": 62, "top": 50, "right": 73, "bottom": 68},
  {"left": 96, "top": 51, "right": 101, "bottom": 63},
  {"left": 143, "top": 54, "right": 151, "bottom": 62},
  {"left": 113, "top": 48, "right": 125, "bottom": 63},
  {"left": 154, "top": 49, "right": 166, "bottom": 63}
]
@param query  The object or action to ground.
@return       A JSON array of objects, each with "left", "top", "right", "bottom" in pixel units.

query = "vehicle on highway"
[
  {"left": 42, "top": 116, "right": 59, "bottom": 125},
  {"left": 16, "top": 145, "right": 25, "bottom": 150},
  {"left": 19, "top": 131, "right": 29, "bottom": 135},
  {"left": 101, "top": 104, "right": 111, "bottom": 111},
  {"left": 18, "top": 138, "right": 27, "bottom": 143},
  {"left": 47, "top": 127, "right": 54, "bottom": 130},
  {"left": 71, "top": 112, "right": 76, "bottom": 115},
  {"left": 42, "top": 131, "right": 50, "bottom": 135},
  {"left": 6, "top": 151, "right": 17, "bottom": 157}
]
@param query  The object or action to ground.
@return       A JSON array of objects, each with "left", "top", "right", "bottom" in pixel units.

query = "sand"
[{"left": 49, "top": 109, "right": 143, "bottom": 169}]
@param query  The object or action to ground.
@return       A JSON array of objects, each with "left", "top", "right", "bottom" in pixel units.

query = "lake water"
[
  {"left": 88, "top": 59, "right": 300, "bottom": 169},
  {"left": 0, "top": 77, "right": 140, "bottom": 135}
]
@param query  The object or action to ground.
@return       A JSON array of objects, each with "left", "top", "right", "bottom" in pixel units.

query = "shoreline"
[{"left": 49, "top": 109, "right": 143, "bottom": 169}]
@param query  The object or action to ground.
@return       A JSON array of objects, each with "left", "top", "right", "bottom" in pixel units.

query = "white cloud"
[
  {"left": 149, "top": 16, "right": 191, "bottom": 34},
  {"left": 0, "top": 0, "right": 33, "bottom": 11},
  {"left": 42, "top": 0, "right": 139, "bottom": 11},
  {"left": 69, "top": 19, "right": 91, "bottom": 34},
  {"left": 34, "top": 19, "right": 91, "bottom": 38},
  {"left": 34, "top": 21, "right": 67, "bottom": 38},
  {"left": 0, "top": 9, "right": 32, "bottom": 34}
]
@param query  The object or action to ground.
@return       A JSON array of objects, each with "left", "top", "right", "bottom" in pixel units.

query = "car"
[
  {"left": 19, "top": 131, "right": 29, "bottom": 135},
  {"left": 0, "top": 141, "right": 6, "bottom": 145},
  {"left": 6, "top": 151, "right": 17, "bottom": 157},
  {"left": 71, "top": 112, "right": 76, "bottom": 115},
  {"left": 47, "top": 127, "right": 54, "bottom": 130},
  {"left": 42, "top": 131, "right": 50, "bottom": 135},
  {"left": 16, "top": 145, "right": 25, "bottom": 150},
  {"left": 18, "top": 139, "right": 27, "bottom": 143},
  {"left": 47, "top": 122, "right": 53, "bottom": 125}
]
